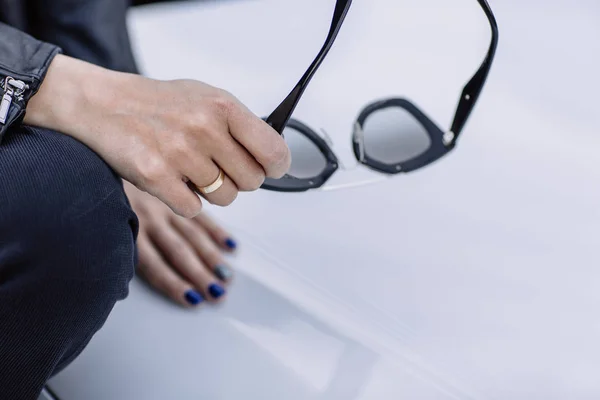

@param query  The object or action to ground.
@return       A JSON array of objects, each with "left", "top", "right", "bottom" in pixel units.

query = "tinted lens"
[
  {"left": 283, "top": 124, "right": 327, "bottom": 179},
  {"left": 362, "top": 107, "right": 432, "bottom": 164}
]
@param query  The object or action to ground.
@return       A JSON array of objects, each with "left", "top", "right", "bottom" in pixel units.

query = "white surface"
[
  {"left": 49, "top": 0, "right": 600, "bottom": 399},
  {"left": 38, "top": 388, "right": 55, "bottom": 400}
]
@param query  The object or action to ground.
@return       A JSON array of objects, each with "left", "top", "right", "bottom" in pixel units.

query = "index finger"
[{"left": 225, "top": 97, "right": 291, "bottom": 179}]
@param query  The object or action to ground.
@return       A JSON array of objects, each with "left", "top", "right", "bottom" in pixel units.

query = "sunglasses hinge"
[{"left": 352, "top": 122, "right": 366, "bottom": 162}]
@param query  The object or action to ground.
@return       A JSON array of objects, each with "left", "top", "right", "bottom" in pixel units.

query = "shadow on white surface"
[{"left": 49, "top": 237, "right": 471, "bottom": 399}]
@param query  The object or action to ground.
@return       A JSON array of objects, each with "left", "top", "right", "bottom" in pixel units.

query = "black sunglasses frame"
[
  {"left": 262, "top": 118, "right": 339, "bottom": 192},
  {"left": 264, "top": 0, "right": 353, "bottom": 134},
  {"left": 262, "top": 0, "right": 498, "bottom": 191},
  {"left": 351, "top": 0, "right": 499, "bottom": 175},
  {"left": 352, "top": 98, "right": 450, "bottom": 174}
]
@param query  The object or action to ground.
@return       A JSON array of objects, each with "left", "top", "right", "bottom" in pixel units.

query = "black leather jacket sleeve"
[{"left": 0, "top": 22, "right": 61, "bottom": 143}]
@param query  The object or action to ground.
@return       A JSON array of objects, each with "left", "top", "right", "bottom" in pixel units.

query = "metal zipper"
[{"left": 0, "top": 77, "right": 29, "bottom": 125}]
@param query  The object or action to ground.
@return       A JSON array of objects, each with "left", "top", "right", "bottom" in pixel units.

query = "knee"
[
  {"left": 38, "top": 185, "right": 139, "bottom": 297},
  {"left": 1, "top": 126, "right": 139, "bottom": 297},
  {"left": 0, "top": 127, "right": 140, "bottom": 380}
]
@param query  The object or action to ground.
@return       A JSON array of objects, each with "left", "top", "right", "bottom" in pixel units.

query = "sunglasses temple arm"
[
  {"left": 448, "top": 0, "right": 499, "bottom": 143},
  {"left": 266, "top": 0, "right": 353, "bottom": 134}
]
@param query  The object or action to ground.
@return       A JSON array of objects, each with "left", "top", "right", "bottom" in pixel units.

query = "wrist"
[{"left": 24, "top": 54, "right": 135, "bottom": 140}]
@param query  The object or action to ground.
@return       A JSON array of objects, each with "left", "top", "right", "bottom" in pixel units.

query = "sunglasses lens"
[
  {"left": 362, "top": 107, "right": 431, "bottom": 164},
  {"left": 283, "top": 124, "right": 328, "bottom": 179}
]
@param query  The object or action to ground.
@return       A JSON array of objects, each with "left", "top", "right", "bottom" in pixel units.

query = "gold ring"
[{"left": 196, "top": 169, "right": 225, "bottom": 195}]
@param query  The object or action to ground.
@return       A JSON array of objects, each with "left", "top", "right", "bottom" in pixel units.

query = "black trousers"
[{"left": 0, "top": 125, "right": 139, "bottom": 399}]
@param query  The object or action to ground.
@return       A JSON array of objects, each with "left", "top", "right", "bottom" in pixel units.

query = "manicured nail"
[
  {"left": 225, "top": 238, "right": 237, "bottom": 250},
  {"left": 208, "top": 283, "right": 226, "bottom": 299},
  {"left": 214, "top": 265, "right": 233, "bottom": 281},
  {"left": 184, "top": 289, "right": 204, "bottom": 305}
]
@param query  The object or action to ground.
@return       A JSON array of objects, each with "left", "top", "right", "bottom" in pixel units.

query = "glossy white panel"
[{"left": 50, "top": 0, "right": 600, "bottom": 399}]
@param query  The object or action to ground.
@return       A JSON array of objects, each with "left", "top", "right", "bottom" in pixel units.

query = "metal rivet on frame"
[
  {"left": 353, "top": 122, "right": 366, "bottom": 163},
  {"left": 443, "top": 131, "right": 455, "bottom": 146}
]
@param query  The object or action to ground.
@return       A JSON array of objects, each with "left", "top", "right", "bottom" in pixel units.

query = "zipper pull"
[
  {"left": 0, "top": 77, "right": 28, "bottom": 125},
  {"left": 0, "top": 86, "right": 14, "bottom": 125}
]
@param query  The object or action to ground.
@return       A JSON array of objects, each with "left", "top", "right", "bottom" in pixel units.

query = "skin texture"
[
  {"left": 26, "top": 54, "right": 291, "bottom": 218},
  {"left": 24, "top": 54, "right": 291, "bottom": 305}
]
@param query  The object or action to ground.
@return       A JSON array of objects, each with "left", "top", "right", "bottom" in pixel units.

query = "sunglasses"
[{"left": 262, "top": 0, "right": 498, "bottom": 192}]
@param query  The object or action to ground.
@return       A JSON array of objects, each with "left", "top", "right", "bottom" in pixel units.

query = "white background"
[{"left": 49, "top": 1, "right": 600, "bottom": 399}]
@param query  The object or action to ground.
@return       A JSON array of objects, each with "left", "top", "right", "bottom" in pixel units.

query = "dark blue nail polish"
[
  {"left": 214, "top": 265, "right": 233, "bottom": 281},
  {"left": 184, "top": 290, "right": 204, "bottom": 305},
  {"left": 225, "top": 238, "right": 237, "bottom": 250},
  {"left": 208, "top": 283, "right": 226, "bottom": 299}
]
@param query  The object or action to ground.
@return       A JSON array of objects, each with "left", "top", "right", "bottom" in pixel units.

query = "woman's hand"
[
  {"left": 26, "top": 54, "right": 290, "bottom": 218},
  {"left": 124, "top": 180, "right": 236, "bottom": 306}
]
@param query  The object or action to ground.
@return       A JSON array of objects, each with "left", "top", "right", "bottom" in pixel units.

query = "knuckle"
[
  {"left": 266, "top": 142, "right": 291, "bottom": 175},
  {"left": 192, "top": 117, "right": 222, "bottom": 145},
  {"left": 170, "top": 194, "right": 202, "bottom": 219},
  {"left": 210, "top": 91, "right": 236, "bottom": 115},
  {"left": 215, "top": 191, "right": 238, "bottom": 207},
  {"left": 204, "top": 125, "right": 223, "bottom": 143},
  {"left": 136, "top": 156, "right": 167, "bottom": 187},
  {"left": 188, "top": 111, "right": 212, "bottom": 132},
  {"left": 179, "top": 203, "right": 202, "bottom": 219},
  {"left": 170, "top": 136, "right": 190, "bottom": 158},
  {"left": 238, "top": 170, "right": 265, "bottom": 192}
]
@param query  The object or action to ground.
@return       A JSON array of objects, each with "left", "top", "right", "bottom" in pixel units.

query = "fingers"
[
  {"left": 150, "top": 224, "right": 227, "bottom": 302},
  {"left": 179, "top": 145, "right": 239, "bottom": 207},
  {"left": 211, "top": 136, "right": 266, "bottom": 192},
  {"left": 69, "top": 75, "right": 291, "bottom": 217},
  {"left": 187, "top": 166, "right": 239, "bottom": 207},
  {"left": 222, "top": 94, "right": 291, "bottom": 179},
  {"left": 164, "top": 179, "right": 204, "bottom": 218},
  {"left": 149, "top": 85, "right": 289, "bottom": 213},
  {"left": 134, "top": 157, "right": 203, "bottom": 219},
  {"left": 194, "top": 212, "right": 237, "bottom": 251},
  {"left": 136, "top": 234, "right": 202, "bottom": 307},
  {"left": 172, "top": 217, "right": 234, "bottom": 282}
]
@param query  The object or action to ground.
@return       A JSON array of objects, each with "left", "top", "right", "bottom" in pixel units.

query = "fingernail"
[
  {"left": 225, "top": 238, "right": 237, "bottom": 250},
  {"left": 208, "top": 283, "right": 226, "bottom": 299},
  {"left": 214, "top": 265, "right": 233, "bottom": 281},
  {"left": 184, "top": 290, "right": 204, "bottom": 305}
]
